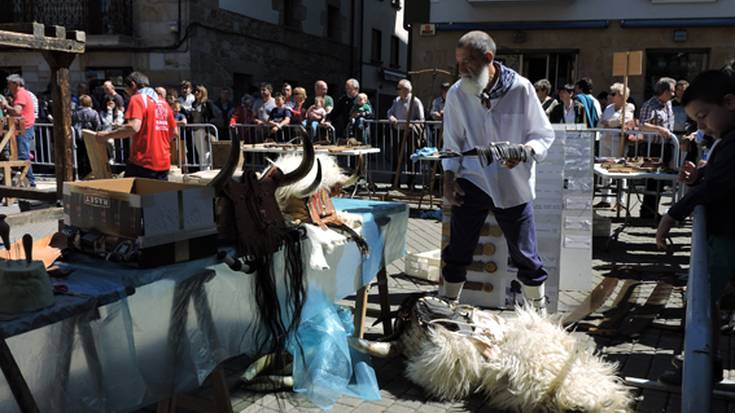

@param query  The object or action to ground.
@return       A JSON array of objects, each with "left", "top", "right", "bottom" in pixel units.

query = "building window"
[
  {"left": 283, "top": 0, "right": 299, "bottom": 30},
  {"left": 327, "top": 5, "right": 340, "bottom": 40},
  {"left": 390, "top": 36, "right": 400, "bottom": 68},
  {"left": 645, "top": 49, "right": 709, "bottom": 98},
  {"left": 371, "top": 29, "right": 382, "bottom": 64}
]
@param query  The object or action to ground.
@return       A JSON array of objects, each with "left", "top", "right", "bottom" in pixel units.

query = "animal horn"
[
  {"left": 259, "top": 157, "right": 277, "bottom": 179},
  {"left": 208, "top": 131, "right": 240, "bottom": 192},
  {"left": 296, "top": 159, "right": 322, "bottom": 198},
  {"left": 342, "top": 155, "right": 364, "bottom": 188},
  {"left": 347, "top": 337, "right": 400, "bottom": 358},
  {"left": 278, "top": 127, "right": 314, "bottom": 186}
]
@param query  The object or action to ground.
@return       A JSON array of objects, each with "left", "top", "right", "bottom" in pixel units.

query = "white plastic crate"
[{"left": 405, "top": 249, "right": 441, "bottom": 282}]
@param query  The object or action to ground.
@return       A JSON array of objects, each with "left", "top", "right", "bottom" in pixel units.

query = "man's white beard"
[{"left": 459, "top": 67, "right": 490, "bottom": 97}]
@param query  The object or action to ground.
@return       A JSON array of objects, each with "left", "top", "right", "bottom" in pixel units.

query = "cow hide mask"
[
  {"left": 208, "top": 127, "right": 314, "bottom": 355},
  {"left": 267, "top": 154, "right": 368, "bottom": 269}
]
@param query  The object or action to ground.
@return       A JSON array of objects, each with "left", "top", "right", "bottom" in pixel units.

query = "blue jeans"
[
  {"left": 442, "top": 179, "right": 547, "bottom": 286},
  {"left": 17, "top": 127, "right": 35, "bottom": 186}
]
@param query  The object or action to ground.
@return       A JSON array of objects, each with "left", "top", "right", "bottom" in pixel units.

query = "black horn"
[
  {"left": 278, "top": 127, "right": 314, "bottom": 187},
  {"left": 208, "top": 132, "right": 240, "bottom": 192}
]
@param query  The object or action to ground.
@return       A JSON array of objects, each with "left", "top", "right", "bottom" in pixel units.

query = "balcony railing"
[{"left": 0, "top": 0, "right": 133, "bottom": 36}]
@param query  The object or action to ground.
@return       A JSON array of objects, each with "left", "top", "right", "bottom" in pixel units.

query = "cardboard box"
[{"left": 63, "top": 178, "right": 216, "bottom": 248}]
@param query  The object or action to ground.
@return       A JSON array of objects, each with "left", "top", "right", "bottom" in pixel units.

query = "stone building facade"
[
  {"left": 406, "top": 0, "right": 735, "bottom": 108},
  {"left": 0, "top": 0, "right": 408, "bottom": 115}
]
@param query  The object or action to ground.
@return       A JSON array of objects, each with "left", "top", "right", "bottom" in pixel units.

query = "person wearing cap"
[
  {"left": 96, "top": 71, "right": 178, "bottom": 180},
  {"left": 1, "top": 74, "right": 37, "bottom": 186},
  {"left": 549, "top": 84, "right": 586, "bottom": 124},
  {"left": 441, "top": 31, "right": 554, "bottom": 311}
]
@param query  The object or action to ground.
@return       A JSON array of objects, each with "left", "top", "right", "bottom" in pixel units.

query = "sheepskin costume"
[
  {"left": 353, "top": 296, "right": 633, "bottom": 413},
  {"left": 267, "top": 154, "right": 363, "bottom": 270}
]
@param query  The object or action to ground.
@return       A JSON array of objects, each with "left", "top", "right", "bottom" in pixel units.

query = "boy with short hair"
[
  {"left": 656, "top": 69, "right": 735, "bottom": 385},
  {"left": 267, "top": 93, "right": 292, "bottom": 142}
]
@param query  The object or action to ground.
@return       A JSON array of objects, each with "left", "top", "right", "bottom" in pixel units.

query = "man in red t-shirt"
[
  {"left": 1, "top": 74, "right": 37, "bottom": 186},
  {"left": 97, "top": 71, "right": 178, "bottom": 180}
]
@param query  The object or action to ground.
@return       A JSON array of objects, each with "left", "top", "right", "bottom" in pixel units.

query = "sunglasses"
[{"left": 610, "top": 92, "right": 618, "bottom": 96}]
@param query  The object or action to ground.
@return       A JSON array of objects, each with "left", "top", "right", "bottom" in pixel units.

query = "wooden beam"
[
  {"left": 0, "top": 186, "right": 57, "bottom": 202},
  {"left": 0, "top": 23, "right": 44, "bottom": 37},
  {"left": 66, "top": 30, "right": 86, "bottom": 43},
  {"left": 0, "top": 30, "right": 84, "bottom": 54},
  {"left": 44, "top": 25, "right": 66, "bottom": 40},
  {"left": 43, "top": 52, "right": 76, "bottom": 199}
]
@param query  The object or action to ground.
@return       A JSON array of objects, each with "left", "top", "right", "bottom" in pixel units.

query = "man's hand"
[
  {"left": 681, "top": 132, "right": 696, "bottom": 152},
  {"left": 502, "top": 144, "right": 534, "bottom": 169},
  {"left": 656, "top": 214, "right": 676, "bottom": 249},
  {"left": 678, "top": 161, "right": 699, "bottom": 185},
  {"left": 389, "top": 115, "right": 398, "bottom": 124},
  {"left": 443, "top": 173, "right": 465, "bottom": 207},
  {"left": 658, "top": 127, "right": 673, "bottom": 140}
]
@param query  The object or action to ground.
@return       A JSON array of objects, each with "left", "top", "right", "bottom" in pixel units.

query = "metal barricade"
[
  {"left": 365, "top": 119, "right": 442, "bottom": 185},
  {"left": 178, "top": 123, "right": 218, "bottom": 171},
  {"left": 591, "top": 127, "right": 681, "bottom": 168},
  {"left": 32, "top": 123, "right": 80, "bottom": 180},
  {"left": 108, "top": 123, "right": 218, "bottom": 172},
  {"left": 229, "top": 122, "right": 335, "bottom": 144},
  {"left": 682, "top": 205, "right": 712, "bottom": 412}
]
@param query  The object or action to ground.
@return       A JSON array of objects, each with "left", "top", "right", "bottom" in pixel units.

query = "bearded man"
[{"left": 440, "top": 31, "right": 555, "bottom": 310}]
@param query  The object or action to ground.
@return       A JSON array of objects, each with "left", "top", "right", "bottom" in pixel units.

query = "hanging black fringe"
[{"left": 253, "top": 226, "right": 307, "bottom": 358}]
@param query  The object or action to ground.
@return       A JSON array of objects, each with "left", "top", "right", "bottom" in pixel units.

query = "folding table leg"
[
  {"left": 0, "top": 339, "right": 40, "bottom": 413},
  {"left": 353, "top": 286, "right": 369, "bottom": 339},
  {"left": 376, "top": 267, "right": 393, "bottom": 337}
]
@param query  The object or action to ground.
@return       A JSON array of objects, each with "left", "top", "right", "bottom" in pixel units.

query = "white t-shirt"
[
  {"left": 599, "top": 103, "right": 635, "bottom": 158},
  {"left": 563, "top": 103, "right": 576, "bottom": 124}
]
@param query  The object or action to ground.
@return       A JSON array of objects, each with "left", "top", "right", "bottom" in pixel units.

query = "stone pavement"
[{"left": 152, "top": 198, "right": 718, "bottom": 413}]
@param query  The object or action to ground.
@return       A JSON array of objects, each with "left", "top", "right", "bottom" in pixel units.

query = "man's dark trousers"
[
  {"left": 441, "top": 178, "right": 547, "bottom": 286},
  {"left": 125, "top": 163, "right": 169, "bottom": 180}
]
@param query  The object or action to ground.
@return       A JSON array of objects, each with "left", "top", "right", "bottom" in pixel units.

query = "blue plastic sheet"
[{"left": 287, "top": 286, "right": 380, "bottom": 410}]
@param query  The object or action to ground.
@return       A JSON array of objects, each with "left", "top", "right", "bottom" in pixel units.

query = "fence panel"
[
  {"left": 682, "top": 206, "right": 712, "bottom": 412},
  {"left": 364, "top": 119, "right": 442, "bottom": 185}
]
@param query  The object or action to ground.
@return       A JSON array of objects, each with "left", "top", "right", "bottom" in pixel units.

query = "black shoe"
[
  {"left": 658, "top": 356, "right": 723, "bottom": 386},
  {"left": 594, "top": 201, "right": 611, "bottom": 209}
]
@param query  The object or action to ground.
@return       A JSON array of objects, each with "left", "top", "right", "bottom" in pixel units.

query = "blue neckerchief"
[
  {"left": 138, "top": 87, "right": 159, "bottom": 103},
  {"left": 480, "top": 63, "right": 517, "bottom": 108}
]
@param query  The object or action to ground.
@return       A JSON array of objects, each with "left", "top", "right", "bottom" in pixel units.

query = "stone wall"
[{"left": 186, "top": 0, "right": 356, "bottom": 95}]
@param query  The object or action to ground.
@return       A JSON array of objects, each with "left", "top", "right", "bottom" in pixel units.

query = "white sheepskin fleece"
[
  {"left": 404, "top": 305, "right": 633, "bottom": 412},
  {"left": 404, "top": 324, "right": 485, "bottom": 401},
  {"left": 269, "top": 154, "right": 348, "bottom": 209},
  {"left": 478, "top": 306, "right": 632, "bottom": 413}
]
